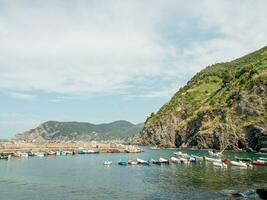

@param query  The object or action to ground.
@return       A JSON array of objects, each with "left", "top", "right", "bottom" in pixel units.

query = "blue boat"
[{"left": 118, "top": 159, "right": 127, "bottom": 166}]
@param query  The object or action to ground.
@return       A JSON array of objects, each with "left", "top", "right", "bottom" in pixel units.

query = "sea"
[{"left": 0, "top": 147, "right": 266, "bottom": 200}]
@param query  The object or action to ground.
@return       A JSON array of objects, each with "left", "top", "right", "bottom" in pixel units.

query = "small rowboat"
[
  {"left": 87, "top": 150, "right": 100, "bottom": 154},
  {"left": 137, "top": 158, "right": 149, "bottom": 165},
  {"left": 103, "top": 160, "right": 112, "bottom": 166},
  {"left": 118, "top": 159, "right": 127, "bottom": 166},
  {"left": 159, "top": 157, "right": 169, "bottom": 164},
  {"left": 213, "top": 162, "right": 227, "bottom": 168},
  {"left": 252, "top": 160, "right": 267, "bottom": 166},
  {"left": 230, "top": 161, "right": 248, "bottom": 168},
  {"left": 150, "top": 159, "right": 161, "bottom": 165},
  {"left": 48, "top": 151, "right": 56, "bottom": 156},
  {"left": 34, "top": 152, "right": 45, "bottom": 157},
  {"left": 170, "top": 157, "right": 180, "bottom": 163},
  {"left": 235, "top": 157, "right": 251, "bottom": 162},
  {"left": 222, "top": 159, "right": 231, "bottom": 164},
  {"left": 128, "top": 159, "right": 138, "bottom": 165}
]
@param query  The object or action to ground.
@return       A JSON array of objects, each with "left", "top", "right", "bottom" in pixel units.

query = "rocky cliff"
[
  {"left": 132, "top": 46, "right": 267, "bottom": 152},
  {"left": 15, "top": 120, "right": 143, "bottom": 142}
]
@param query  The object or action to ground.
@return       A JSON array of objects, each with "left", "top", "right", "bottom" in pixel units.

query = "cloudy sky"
[{"left": 0, "top": 0, "right": 267, "bottom": 138}]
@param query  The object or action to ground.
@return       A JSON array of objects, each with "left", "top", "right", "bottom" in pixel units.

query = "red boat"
[
  {"left": 47, "top": 151, "right": 56, "bottom": 156},
  {"left": 222, "top": 159, "right": 231, "bottom": 164},
  {"left": 252, "top": 160, "right": 267, "bottom": 166}
]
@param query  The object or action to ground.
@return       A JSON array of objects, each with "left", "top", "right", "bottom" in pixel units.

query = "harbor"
[
  {"left": 0, "top": 147, "right": 266, "bottom": 199},
  {"left": 0, "top": 140, "right": 143, "bottom": 157}
]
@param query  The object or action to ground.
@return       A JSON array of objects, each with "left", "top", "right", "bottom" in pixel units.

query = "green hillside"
[
  {"left": 132, "top": 46, "right": 267, "bottom": 152},
  {"left": 15, "top": 120, "right": 143, "bottom": 141}
]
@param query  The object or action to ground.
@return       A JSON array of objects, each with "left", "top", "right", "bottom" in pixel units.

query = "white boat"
[
  {"left": 179, "top": 157, "right": 189, "bottom": 164},
  {"left": 103, "top": 160, "right": 112, "bottom": 165},
  {"left": 230, "top": 161, "right": 247, "bottom": 167},
  {"left": 204, "top": 156, "right": 221, "bottom": 162},
  {"left": 35, "top": 152, "right": 45, "bottom": 157},
  {"left": 128, "top": 159, "right": 138, "bottom": 165},
  {"left": 137, "top": 158, "right": 149, "bottom": 165},
  {"left": 213, "top": 162, "right": 227, "bottom": 168},
  {"left": 170, "top": 157, "right": 180, "bottom": 163},
  {"left": 159, "top": 157, "right": 169, "bottom": 163},
  {"left": 259, "top": 157, "right": 267, "bottom": 160},
  {"left": 257, "top": 159, "right": 267, "bottom": 164},
  {"left": 208, "top": 150, "right": 223, "bottom": 158}
]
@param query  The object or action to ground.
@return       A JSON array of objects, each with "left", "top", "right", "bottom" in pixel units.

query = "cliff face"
[
  {"left": 15, "top": 120, "right": 143, "bottom": 142},
  {"left": 132, "top": 46, "right": 267, "bottom": 152}
]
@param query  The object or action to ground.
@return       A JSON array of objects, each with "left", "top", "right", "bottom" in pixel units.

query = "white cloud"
[
  {"left": 0, "top": 0, "right": 266, "bottom": 98},
  {"left": 8, "top": 92, "right": 36, "bottom": 100}
]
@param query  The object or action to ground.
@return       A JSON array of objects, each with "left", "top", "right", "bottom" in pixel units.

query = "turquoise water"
[{"left": 0, "top": 147, "right": 267, "bottom": 200}]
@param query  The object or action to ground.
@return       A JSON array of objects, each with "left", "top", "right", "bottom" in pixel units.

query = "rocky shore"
[{"left": 0, "top": 140, "right": 143, "bottom": 154}]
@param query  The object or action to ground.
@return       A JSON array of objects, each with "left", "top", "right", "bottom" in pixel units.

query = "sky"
[{"left": 0, "top": 0, "right": 267, "bottom": 138}]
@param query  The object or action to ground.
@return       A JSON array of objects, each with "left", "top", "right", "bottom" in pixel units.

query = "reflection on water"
[{"left": 0, "top": 147, "right": 266, "bottom": 200}]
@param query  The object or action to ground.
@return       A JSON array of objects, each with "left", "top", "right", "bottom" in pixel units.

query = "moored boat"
[
  {"left": 179, "top": 157, "right": 189, "bottom": 164},
  {"left": 103, "top": 160, "right": 112, "bottom": 166},
  {"left": 252, "top": 160, "right": 267, "bottom": 166},
  {"left": 230, "top": 161, "right": 248, "bottom": 168},
  {"left": 170, "top": 157, "right": 180, "bottom": 163},
  {"left": 222, "top": 158, "right": 231, "bottom": 164},
  {"left": 118, "top": 159, "right": 127, "bottom": 166},
  {"left": 34, "top": 152, "right": 45, "bottom": 157},
  {"left": 128, "top": 159, "right": 138, "bottom": 165},
  {"left": 48, "top": 151, "right": 56, "bottom": 156},
  {"left": 87, "top": 150, "right": 100, "bottom": 154},
  {"left": 78, "top": 149, "right": 99, "bottom": 154},
  {"left": 137, "top": 158, "right": 149, "bottom": 165},
  {"left": 159, "top": 157, "right": 169, "bottom": 164}
]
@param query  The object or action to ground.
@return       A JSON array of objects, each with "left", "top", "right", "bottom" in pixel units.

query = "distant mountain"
[
  {"left": 14, "top": 120, "right": 144, "bottom": 141},
  {"left": 132, "top": 46, "right": 267, "bottom": 152}
]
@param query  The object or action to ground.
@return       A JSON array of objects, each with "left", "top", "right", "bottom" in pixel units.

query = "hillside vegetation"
[
  {"left": 132, "top": 46, "right": 267, "bottom": 152},
  {"left": 15, "top": 120, "right": 143, "bottom": 141}
]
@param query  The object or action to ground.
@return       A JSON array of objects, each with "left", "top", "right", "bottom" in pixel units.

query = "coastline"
[{"left": 0, "top": 140, "right": 143, "bottom": 155}]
